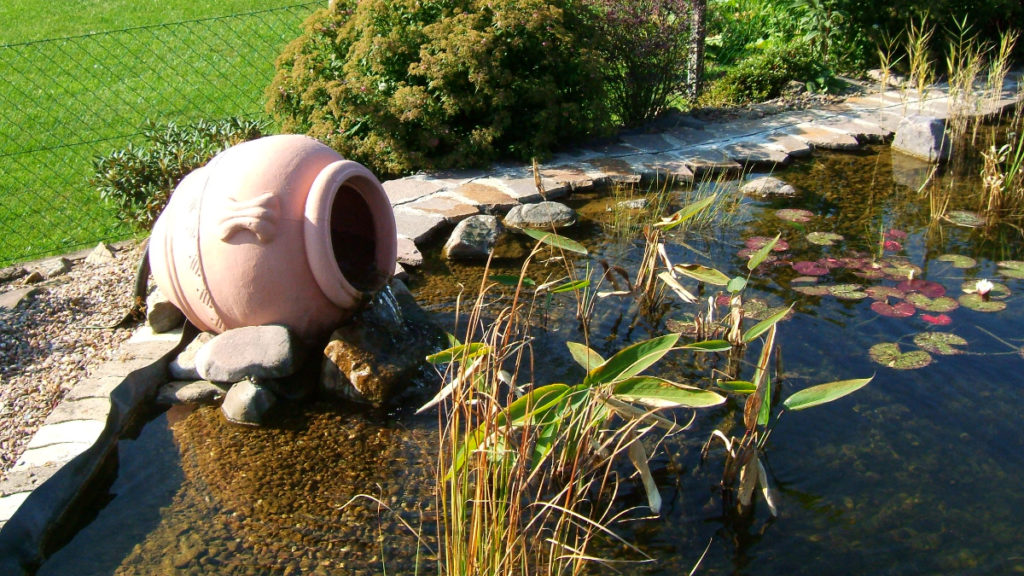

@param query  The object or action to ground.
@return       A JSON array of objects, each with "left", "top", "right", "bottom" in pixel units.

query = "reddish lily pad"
[
  {"left": 745, "top": 236, "right": 790, "bottom": 251},
  {"left": 737, "top": 248, "right": 780, "bottom": 264},
  {"left": 817, "top": 257, "right": 843, "bottom": 269},
  {"left": 883, "top": 240, "right": 903, "bottom": 251},
  {"left": 776, "top": 208, "right": 814, "bottom": 223},
  {"left": 921, "top": 314, "right": 953, "bottom": 325},
  {"left": 871, "top": 300, "right": 916, "bottom": 318},
  {"left": 869, "top": 342, "right": 932, "bottom": 370},
  {"left": 885, "top": 229, "right": 908, "bottom": 240},
  {"left": 792, "top": 285, "right": 831, "bottom": 296},
  {"left": 961, "top": 280, "right": 1011, "bottom": 299},
  {"left": 905, "top": 293, "right": 959, "bottom": 312},
  {"left": 936, "top": 254, "right": 977, "bottom": 269},
  {"left": 958, "top": 293, "right": 1008, "bottom": 312},
  {"left": 997, "top": 261, "right": 1024, "bottom": 279},
  {"left": 946, "top": 210, "right": 985, "bottom": 227},
  {"left": 793, "top": 261, "right": 830, "bottom": 275},
  {"left": 912, "top": 332, "right": 967, "bottom": 355},
  {"left": 807, "top": 231, "right": 844, "bottom": 246},
  {"left": 865, "top": 286, "right": 906, "bottom": 300},
  {"left": 896, "top": 279, "right": 946, "bottom": 298},
  {"left": 827, "top": 284, "right": 868, "bottom": 300}
]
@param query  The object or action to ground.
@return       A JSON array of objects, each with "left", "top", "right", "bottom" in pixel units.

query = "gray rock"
[
  {"left": 892, "top": 115, "right": 951, "bottom": 163},
  {"left": 195, "top": 325, "right": 302, "bottom": 383},
  {"left": 443, "top": 215, "right": 502, "bottom": 260},
  {"left": 146, "top": 288, "right": 185, "bottom": 333},
  {"left": 396, "top": 235, "right": 424, "bottom": 267},
  {"left": 503, "top": 201, "right": 577, "bottom": 229},
  {"left": 169, "top": 332, "right": 214, "bottom": 380},
  {"left": 85, "top": 242, "right": 116, "bottom": 265},
  {"left": 156, "top": 380, "right": 229, "bottom": 406},
  {"left": 220, "top": 378, "right": 276, "bottom": 426},
  {"left": 616, "top": 198, "right": 649, "bottom": 210},
  {"left": 0, "top": 287, "right": 40, "bottom": 312},
  {"left": 890, "top": 149, "right": 937, "bottom": 190},
  {"left": 740, "top": 176, "right": 797, "bottom": 198},
  {"left": 320, "top": 279, "right": 444, "bottom": 406},
  {"left": 0, "top": 266, "right": 27, "bottom": 284},
  {"left": 40, "top": 257, "right": 71, "bottom": 279},
  {"left": 22, "top": 270, "right": 44, "bottom": 285}
]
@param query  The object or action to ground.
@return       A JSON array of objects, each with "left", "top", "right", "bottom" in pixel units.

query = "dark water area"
[{"left": 39, "top": 145, "right": 1024, "bottom": 575}]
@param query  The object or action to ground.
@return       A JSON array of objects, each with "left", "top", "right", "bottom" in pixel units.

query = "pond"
[{"left": 38, "top": 145, "right": 1024, "bottom": 575}]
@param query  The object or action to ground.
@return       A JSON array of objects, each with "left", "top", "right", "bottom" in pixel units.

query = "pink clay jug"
[{"left": 149, "top": 134, "right": 397, "bottom": 342}]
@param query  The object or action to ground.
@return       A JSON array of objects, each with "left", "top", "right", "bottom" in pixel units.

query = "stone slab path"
[{"left": 2, "top": 75, "right": 1022, "bottom": 568}]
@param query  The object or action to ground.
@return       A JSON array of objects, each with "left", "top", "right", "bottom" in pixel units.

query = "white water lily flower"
[{"left": 975, "top": 278, "right": 994, "bottom": 296}]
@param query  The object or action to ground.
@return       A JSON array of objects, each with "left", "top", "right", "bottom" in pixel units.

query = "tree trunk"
[{"left": 687, "top": 0, "right": 708, "bottom": 100}]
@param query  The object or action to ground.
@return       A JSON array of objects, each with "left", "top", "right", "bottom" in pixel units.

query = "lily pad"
[
  {"left": 896, "top": 279, "right": 946, "bottom": 298},
  {"left": 827, "top": 284, "right": 868, "bottom": 300},
  {"left": 958, "top": 293, "right": 1008, "bottom": 312},
  {"left": 905, "top": 293, "right": 959, "bottom": 312},
  {"left": 870, "top": 300, "right": 916, "bottom": 318},
  {"left": 880, "top": 262, "right": 922, "bottom": 281},
  {"left": 883, "top": 240, "right": 903, "bottom": 251},
  {"left": 961, "top": 280, "right": 1010, "bottom": 299},
  {"left": 936, "top": 254, "right": 977, "bottom": 269},
  {"left": 791, "top": 276, "right": 820, "bottom": 284},
  {"left": 865, "top": 286, "right": 906, "bottom": 300},
  {"left": 912, "top": 332, "right": 967, "bottom": 355},
  {"left": 792, "top": 261, "right": 830, "bottom": 276},
  {"left": 853, "top": 269, "right": 886, "bottom": 280},
  {"left": 792, "top": 285, "right": 831, "bottom": 296},
  {"left": 869, "top": 342, "right": 932, "bottom": 370},
  {"left": 776, "top": 208, "right": 814, "bottom": 223},
  {"left": 885, "top": 229, "right": 908, "bottom": 240},
  {"left": 745, "top": 236, "right": 790, "bottom": 251},
  {"left": 946, "top": 210, "right": 986, "bottom": 227},
  {"left": 818, "top": 257, "right": 843, "bottom": 269},
  {"left": 807, "top": 231, "right": 844, "bottom": 246},
  {"left": 921, "top": 314, "right": 953, "bottom": 325},
  {"left": 997, "top": 261, "right": 1024, "bottom": 279}
]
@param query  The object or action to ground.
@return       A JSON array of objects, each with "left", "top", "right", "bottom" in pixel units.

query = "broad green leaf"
[
  {"left": 742, "top": 304, "right": 793, "bottom": 343},
  {"left": 585, "top": 333, "right": 680, "bottom": 386},
  {"left": 674, "top": 264, "right": 731, "bottom": 286},
  {"left": 446, "top": 426, "right": 487, "bottom": 479},
  {"left": 727, "top": 276, "right": 747, "bottom": 293},
  {"left": 550, "top": 279, "right": 590, "bottom": 293},
  {"left": 521, "top": 228, "right": 588, "bottom": 254},
  {"left": 747, "top": 233, "right": 781, "bottom": 271},
  {"left": 782, "top": 376, "right": 874, "bottom": 411},
  {"left": 655, "top": 195, "right": 717, "bottom": 231},
  {"left": 566, "top": 341, "right": 606, "bottom": 371},
  {"left": 426, "top": 342, "right": 489, "bottom": 364},
  {"left": 501, "top": 383, "right": 572, "bottom": 427},
  {"left": 613, "top": 376, "right": 726, "bottom": 408},
  {"left": 716, "top": 380, "right": 756, "bottom": 393},
  {"left": 682, "top": 339, "right": 732, "bottom": 352}
]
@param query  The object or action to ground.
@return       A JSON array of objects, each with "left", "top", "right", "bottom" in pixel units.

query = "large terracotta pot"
[{"left": 149, "top": 134, "right": 397, "bottom": 342}]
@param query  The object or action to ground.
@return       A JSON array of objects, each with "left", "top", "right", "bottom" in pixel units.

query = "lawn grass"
[{"left": 0, "top": 2, "right": 319, "bottom": 266}]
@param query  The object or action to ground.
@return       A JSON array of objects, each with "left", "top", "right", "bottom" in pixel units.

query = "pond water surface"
[{"left": 39, "top": 145, "right": 1024, "bottom": 575}]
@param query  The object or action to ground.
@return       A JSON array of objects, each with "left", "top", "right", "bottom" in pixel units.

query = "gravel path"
[{"left": 0, "top": 242, "right": 144, "bottom": 478}]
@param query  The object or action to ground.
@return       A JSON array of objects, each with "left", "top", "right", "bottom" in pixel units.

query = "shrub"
[
  {"left": 91, "top": 117, "right": 266, "bottom": 230},
  {"left": 704, "top": 38, "right": 827, "bottom": 104},
  {"left": 267, "top": 1, "right": 610, "bottom": 178},
  {"left": 587, "top": 0, "right": 693, "bottom": 125}
]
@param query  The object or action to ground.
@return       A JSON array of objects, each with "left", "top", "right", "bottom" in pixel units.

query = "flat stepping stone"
[
  {"left": 788, "top": 123, "right": 862, "bottom": 150},
  {"left": 763, "top": 132, "right": 813, "bottom": 157},
  {"left": 383, "top": 178, "right": 445, "bottom": 205},
  {"left": 819, "top": 117, "right": 892, "bottom": 143},
  {"left": 723, "top": 140, "right": 791, "bottom": 169},
  {"left": 619, "top": 133, "right": 679, "bottom": 153},
  {"left": 538, "top": 166, "right": 598, "bottom": 192},
  {"left": 392, "top": 206, "right": 447, "bottom": 244},
  {"left": 450, "top": 181, "right": 519, "bottom": 213},
  {"left": 396, "top": 235, "right": 423, "bottom": 266},
  {"left": 635, "top": 154, "right": 696, "bottom": 182},
  {"left": 585, "top": 157, "right": 642, "bottom": 184},
  {"left": 404, "top": 194, "right": 479, "bottom": 222},
  {"left": 678, "top": 148, "right": 742, "bottom": 179}
]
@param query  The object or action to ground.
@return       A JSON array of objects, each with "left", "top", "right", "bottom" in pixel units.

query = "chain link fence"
[{"left": 0, "top": 3, "right": 320, "bottom": 267}]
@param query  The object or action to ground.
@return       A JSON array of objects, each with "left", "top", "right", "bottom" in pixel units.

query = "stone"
[
  {"left": 892, "top": 115, "right": 951, "bottom": 163},
  {"left": 451, "top": 182, "right": 519, "bottom": 213},
  {"left": 503, "top": 201, "right": 577, "bottom": 230},
  {"left": 146, "top": 287, "right": 185, "bottom": 333},
  {"left": 220, "top": 378, "right": 277, "bottom": 426},
  {"left": 382, "top": 178, "right": 444, "bottom": 204},
  {"left": 195, "top": 325, "right": 302, "bottom": 383},
  {"left": 789, "top": 124, "right": 862, "bottom": 151},
  {"left": 723, "top": 141, "right": 791, "bottom": 169},
  {"left": 157, "top": 380, "right": 230, "bottom": 406},
  {"left": 21, "top": 270, "right": 44, "bottom": 285},
  {"left": 617, "top": 198, "right": 649, "bottom": 210},
  {"left": 0, "top": 287, "right": 40, "bottom": 312},
  {"left": 741, "top": 176, "right": 798, "bottom": 198},
  {"left": 169, "top": 332, "right": 214, "bottom": 380},
  {"left": 396, "top": 235, "right": 424, "bottom": 267},
  {"left": 890, "top": 149, "right": 937, "bottom": 190},
  {"left": 84, "top": 242, "right": 116, "bottom": 265},
  {"left": 320, "top": 279, "right": 445, "bottom": 406},
  {"left": 404, "top": 194, "right": 480, "bottom": 222},
  {"left": 40, "top": 257, "right": 71, "bottom": 279},
  {"left": 444, "top": 215, "right": 502, "bottom": 260},
  {"left": 392, "top": 207, "right": 447, "bottom": 244},
  {"left": 0, "top": 266, "right": 27, "bottom": 284}
]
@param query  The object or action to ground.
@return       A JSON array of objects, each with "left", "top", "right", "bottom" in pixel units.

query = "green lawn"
[{"left": 0, "top": 2, "right": 319, "bottom": 265}]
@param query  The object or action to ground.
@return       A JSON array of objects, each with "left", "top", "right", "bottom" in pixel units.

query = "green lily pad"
[
  {"left": 793, "top": 285, "right": 831, "bottom": 296},
  {"left": 958, "top": 293, "right": 1008, "bottom": 312},
  {"left": 880, "top": 263, "right": 923, "bottom": 281},
  {"left": 912, "top": 332, "right": 967, "bottom": 355},
  {"left": 776, "top": 208, "right": 814, "bottom": 223},
  {"left": 865, "top": 286, "right": 906, "bottom": 300},
  {"left": 869, "top": 342, "right": 933, "bottom": 370},
  {"left": 826, "top": 284, "right": 868, "bottom": 300},
  {"left": 936, "top": 254, "right": 977, "bottom": 269},
  {"left": 997, "top": 261, "right": 1024, "bottom": 279},
  {"left": 807, "top": 231, "right": 844, "bottom": 246},
  {"left": 791, "top": 276, "right": 820, "bottom": 283},
  {"left": 960, "top": 280, "right": 1011, "bottom": 299},
  {"left": 946, "top": 210, "right": 986, "bottom": 227},
  {"left": 905, "top": 293, "right": 960, "bottom": 312}
]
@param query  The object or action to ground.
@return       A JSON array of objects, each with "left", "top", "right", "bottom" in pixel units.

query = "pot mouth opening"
[{"left": 329, "top": 182, "right": 385, "bottom": 293}]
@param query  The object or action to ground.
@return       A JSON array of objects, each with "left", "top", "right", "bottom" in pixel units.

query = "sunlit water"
[{"left": 39, "top": 146, "right": 1024, "bottom": 575}]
